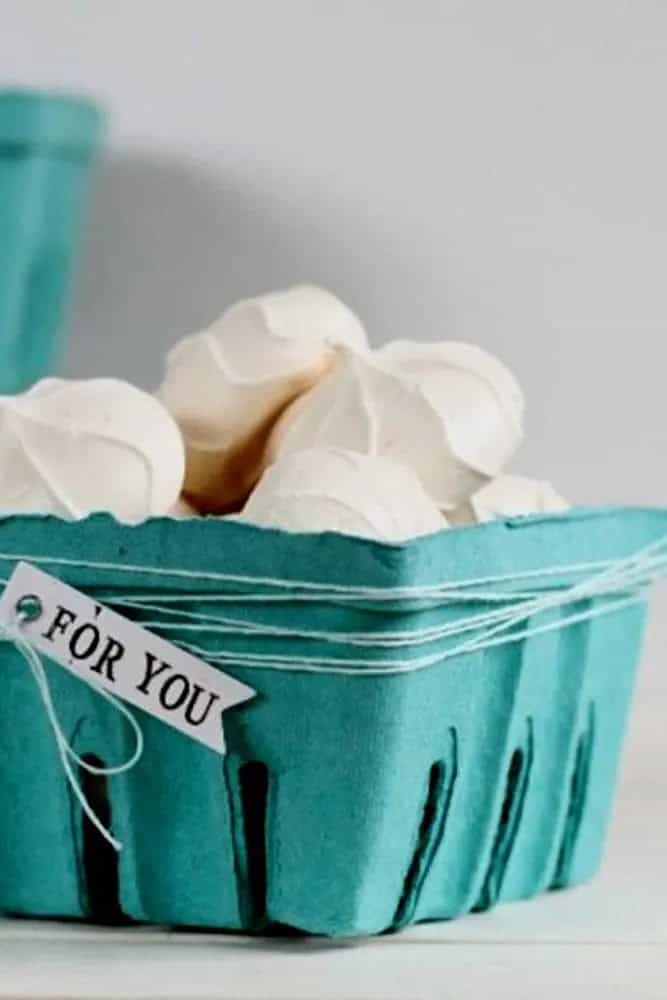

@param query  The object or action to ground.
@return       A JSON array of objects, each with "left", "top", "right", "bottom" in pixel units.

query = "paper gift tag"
[{"left": 0, "top": 561, "right": 255, "bottom": 753}]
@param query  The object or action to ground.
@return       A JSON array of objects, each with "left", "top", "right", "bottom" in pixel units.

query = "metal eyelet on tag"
[{"left": 15, "top": 594, "right": 43, "bottom": 624}]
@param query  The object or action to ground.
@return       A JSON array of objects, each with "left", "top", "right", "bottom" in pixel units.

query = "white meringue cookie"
[
  {"left": 158, "top": 285, "right": 368, "bottom": 512},
  {"left": 239, "top": 447, "right": 448, "bottom": 541},
  {"left": 0, "top": 378, "right": 185, "bottom": 521},
  {"left": 377, "top": 340, "right": 524, "bottom": 472},
  {"left": 269, "top": 341, "right": 524, "bottom": 510},
  {"left": 449, "top": 474, "right": 570, "bottom": 525}
]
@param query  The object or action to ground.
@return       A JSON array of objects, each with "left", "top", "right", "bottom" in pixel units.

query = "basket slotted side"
[{"left": 0, "top": 506, "right": 661, "bottom": 935}]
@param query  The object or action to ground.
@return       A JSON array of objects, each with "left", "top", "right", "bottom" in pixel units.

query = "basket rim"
[{"left": 0, "top": 505, "right": 663, "bottom": 596}]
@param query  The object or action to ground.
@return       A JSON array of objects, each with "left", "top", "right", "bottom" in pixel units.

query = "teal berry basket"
[
  {"left": 0, "top": 505, "right": 663, "bottom": 936},
  {"left": 0, "top": 89, "right": 104, "bottom": 393}
]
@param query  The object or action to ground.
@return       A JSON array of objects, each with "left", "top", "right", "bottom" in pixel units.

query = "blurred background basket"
[
  {"left": 0, "top": 505, "right": 663, "bottom": 937},
  {"left": 0, "top": 89, "right": 104, "bottom": 393}
]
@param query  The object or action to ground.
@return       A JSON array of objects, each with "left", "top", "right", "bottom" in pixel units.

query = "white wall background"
[{"left": 2, "top": 1, "right": 666, "bottom": 780}]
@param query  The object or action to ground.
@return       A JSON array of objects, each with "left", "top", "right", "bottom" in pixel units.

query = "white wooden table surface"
[{"left": 1, "top": 607, "right": 665, "bottom": 1000}]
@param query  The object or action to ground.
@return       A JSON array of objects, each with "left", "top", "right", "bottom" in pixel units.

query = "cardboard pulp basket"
[
  {"left": 0, "top": 89, "right": 104, "bottom": 393},
  {"left": 0, "top": 505, "right": 663, "bottom": 936}
]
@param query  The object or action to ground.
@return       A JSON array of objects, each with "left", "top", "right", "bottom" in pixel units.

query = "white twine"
[
  {"left": 0, "top": 534, "right": 662, "bottom": 672},
  {"left": 175, "top": 590, "right": 647, "bottom": 674},
  {"left": 5, "top": 532, "right": 657, "bottom": 665},
  {"left": 0, "top": 541, "right": 664, "bottom": 601},
  {"left": 0, "top": 611, "right": 143, "bottom": 852},
  {"left": 0, "top": 535, "right": 663, "bottom": 666}
]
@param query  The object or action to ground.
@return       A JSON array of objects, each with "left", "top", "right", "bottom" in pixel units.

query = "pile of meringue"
[{"left": 0, "top": 285, "right": 568, "bottom": 542}]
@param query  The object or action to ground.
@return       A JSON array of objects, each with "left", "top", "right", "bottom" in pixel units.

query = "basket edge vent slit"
[{"left": 391, "top": 726, "right": 459, "bottom": 930}]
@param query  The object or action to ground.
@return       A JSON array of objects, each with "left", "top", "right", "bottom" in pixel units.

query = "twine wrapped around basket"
[{"left": 0, "top": 505, "right": 664, "bottom": 936}]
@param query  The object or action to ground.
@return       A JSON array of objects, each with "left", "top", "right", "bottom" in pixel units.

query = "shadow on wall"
[{"left": 62, "top": 153, "right": 367, "bottom": 389}]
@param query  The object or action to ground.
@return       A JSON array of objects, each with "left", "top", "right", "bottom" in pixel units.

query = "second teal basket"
[
  {"left": 0, "top": 89, "right": 104, "bottom": 393},
  {"left": 0, "top": 506, "right": 661, "bottom": 935}
]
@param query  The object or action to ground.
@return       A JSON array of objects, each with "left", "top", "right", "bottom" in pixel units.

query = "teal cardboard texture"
[
  {"left": 0, "top": 90, "right": 104, "bottom": 393},
  {"left": 0, "top": 506, "right": 663, "bottom": 935}
]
